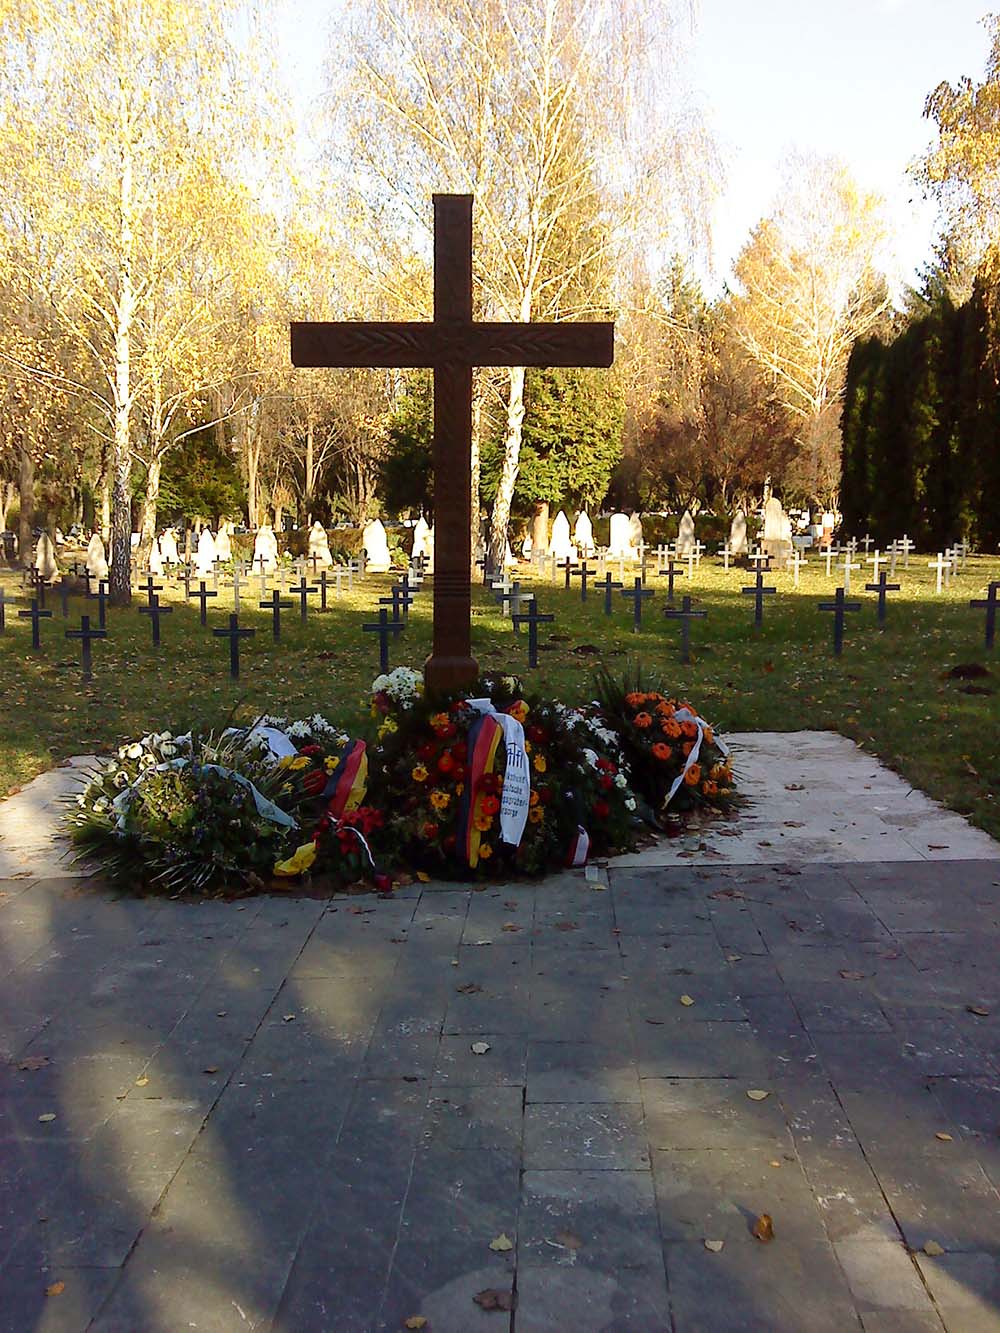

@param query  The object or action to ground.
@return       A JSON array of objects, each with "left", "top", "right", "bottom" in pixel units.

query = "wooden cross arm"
[{"left": 291, "top": 320, "right": 614, "bottom": 369}]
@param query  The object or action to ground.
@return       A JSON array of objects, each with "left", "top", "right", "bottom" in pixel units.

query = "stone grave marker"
[{"left": 550, "top": 510, "right": 574, "bottom": 563}]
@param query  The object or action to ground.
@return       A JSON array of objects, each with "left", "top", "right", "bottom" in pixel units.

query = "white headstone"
[
  {"left": 34, "top": 531, "right": 59, "bottom": 581},
  {"left": 729, "top": 511, "right": 748, "bottom": 556},
  {"left": 308, "top": 521, "right": 333, "bottom": 569},
  {"left": 362, "top": 518, "right": 391, "bottom": 572},
  {"left": 85, "top": 533, "right": 108, "bottom": 581},
  {"left": 573, "top": 510, "right": 595, "bottom": 555},
  {"left": 411, "top": 516, "right": 431, "bottom": 562},
  {"left": 550, "top": 510, "right": 574, "bottom": 561},
  {"left": 252, "top": 524, "right": 278, "bottom": 572},
  {"left": 159, "top": 528, "right": 179, "bottom": 565},
  {"left": 148, "top": 537, "right": 164, "bottom": 577},
  {"left": 676, "top": 510, "right": 696, "bottom": 556},
  {"left": 762, "top": 497, "right": 792, "bottom": 568},
  {"left": 195, "top": 528, "right": 217, "bottom": 577},
  {"left": 628, "top": 512, "right": 644, "bottom": 552},
  {"left": 130, "top": 532, "right": 140, "bottom": 550},
  {"left": 608, "top": 512, "right": 633, "bottom": 558},
  {"left": 214, "top": 522, "right": 232, "bottom": 562}
]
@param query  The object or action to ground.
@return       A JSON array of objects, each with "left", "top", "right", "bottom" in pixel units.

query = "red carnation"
[
  {"left": 593, "top": 798, "right": 610, "bottom": 819},
  {"left": 299, "top": 744, "right": 322, "bottom": 757},
  {"left": 599, "top": 774, "right": 613, "bottom": 791},
  {"left": 303, "top": 769, "right": 326, "bottom": 796},
  {"left": 437, "top": 752, "right": 455, "bottom": 774}
]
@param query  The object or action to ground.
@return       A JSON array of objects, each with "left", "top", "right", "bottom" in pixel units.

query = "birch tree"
[
  {"left": 0, "top": 0, "right": 277, "bottom": 601},
  {"left": 328, "top": 0, "right": 715, "bottom": 567}
]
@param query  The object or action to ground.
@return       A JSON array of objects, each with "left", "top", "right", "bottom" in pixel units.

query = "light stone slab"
[{"left": 611, "top": 731, "right": 1000, "bottom": 868}]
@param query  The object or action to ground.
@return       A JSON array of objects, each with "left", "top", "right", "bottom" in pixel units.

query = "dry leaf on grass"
[
  {"left": 473, "top": 1288, "right": 514, "bottom": 1312},
  {"left": 751, "top": 1213, "right": 774, "bottom": 1242},
  {"left": 134, "top": 1076, "right": 149, "bottom": 1087},
  {"left": 17, "top": 1055, "right": 50, "bottom": 1071},
  {"left": 746, "top": 1089, "right": 770, "bottom": 1101}
]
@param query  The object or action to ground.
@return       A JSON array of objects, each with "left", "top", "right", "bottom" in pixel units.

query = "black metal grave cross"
[
  {"left": 260, "top": 590, "right": 293, "bottom": 641},
  {"left": 664, "top": 595, "right": 706, "bottom": 665},
  {"left": 190, "top": 580, "right": 218, "bottom": 626},
  {"left": 657, "top": 559, "right": 685, "bottom": 602},
  {"left": 559, "top": 558, "right": 578, "bottom": 590},
  {"left": 363, "top": 606, "right": 405, "bottom": 672},
  {"left": 213, "top": 614, "right": 254, "bottom": 679},
  {"left": 620, "top": 577, "right": 654, "bottom": 631},
  {"left": 139, "top": 575, "right": 164, "bottom": 608},
  {"left": 970, "top": 581, "right": 1000, "bottom": 651},
  {"left": 96, "top": 578, "right": 108, "bottom": 629},
  {"left": 742, "top": 571, "right": 777, "bottom": 628},
  {"left": 139, "top": 593, "right": 172, "bottom": 647},
  {"left": 866, "top": 572, "right": 901, "bottom": 629},
  {"left": 511, "top": 604, "right": 554, "bottom": 668},
  {"left": 819, "top": 587, "right": 861, "bottom": 656},
  {"left": 596, "top": 573, "right": 623, "bottom": 616},
  {"left": 18, "top": 597, "right": 52, "bottom": 649},
  {"left": 65, "top": 614, "right": 106, "bottom": 681},
  {"left": 571, "top": 560, "right": 594, "bottom": 602},
  {"left": 290, "top": 576, "right": 318, "bottom": 622}
]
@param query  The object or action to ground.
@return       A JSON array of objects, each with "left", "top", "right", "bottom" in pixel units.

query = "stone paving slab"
[{"left": 1, "top": 740, "right": 999, "bottom": 1329}]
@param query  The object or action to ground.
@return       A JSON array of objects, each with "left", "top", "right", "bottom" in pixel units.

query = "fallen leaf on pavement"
[
  {"left": 203, "top": 1066, "right": 219, "bottom": 1075},
  {"left": 679, "top": 994, "right": 695, "bottom": 1007},
  {"left": 751, "top": 1213, "right": 774, "bottom": 1242},
  {"left": 135, "top": 1076, "right": 149, "bottom": 1087},
  {"left": 935, "top": 1132, "right": 953, "bottom": 1142},
  {"left": 45, "top": 1282, "right": 65, "bottom": 1297},
  {"left": 282, "top": 1013, "right": 296, "bottom": 1022},
  {"left": 17, "top": 1055, "right": 50, "bottom": 1071},
  {"left": 967, "top": 1005, "right": 990, "bottom": 1017},
  {"left": 489, "top": 1233, "right": 513, "bottom": 1252},
  {"left": 456, "top": 983, "right": 482, "bottom": 995},
  {"left": 403, "top": 1317, "right": 427, "bottom": 1329},
  {"left": 471, "top": 1042, "right": 491, "bottom": 1055},
  {"left": 554, "top": 1230, "right": 583, "bottom": 1251},
  {"left": 746, "top": 1089, "right": 770, "bottom": 1101},
  {"left": 501, "top": 923, "right": 520, "bottom": 932},
  {"left": 923, "top": 1240, "right": 945, "bottom": 1256},
  {"left": 839, "top": 970, "right": 868, "bottom": 981},
  {"left": 473, "top": 1288, "right": 514, "bottom": 1312},
  {"left": 726, "top": 954, "right": 742, "bottom": 963},
  {"left": 703, "top": 1239, "right": 724, "bottom": 1253},
  {"left": 37, "top": 1113, "right": 56, "bottom": 1123}
]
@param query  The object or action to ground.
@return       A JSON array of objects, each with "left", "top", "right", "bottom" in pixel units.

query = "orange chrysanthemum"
[
  {"left": 662, "top": 719, "right": 682, "bottom": 739},
  {"left": 634, "top": 712, "right": 653, "bottom": 730},
  {"left": 684, "top": 763, "right": 702, "bottom": 786},
  {"left": 651, "top": 742, "right": 671, "bottom": 761},
  {"left": 681, "top": 720, "right": 698, "bottom": 739}
]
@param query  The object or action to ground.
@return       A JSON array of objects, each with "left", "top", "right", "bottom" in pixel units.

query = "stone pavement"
[{"left": 0, "top": 740, "right": 998, "bottom": 1330}]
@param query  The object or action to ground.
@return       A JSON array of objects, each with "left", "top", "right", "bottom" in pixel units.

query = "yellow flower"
[
  {"left": 529, "top": 790, "right": 539, "bottom": 807},
  {"left": 430, "top": 712, "right": 450, "bottom": 729},
  {"left": 430, "top": 789, "right": 450, "bottom": 812},
  {"left": 528, "top": 805, "right": 544, "bottom": 824},
  {"left": 412, "top": 765, "right": 429, "bottom": 783},
  {"left": 507, "top": 700, "right": 529, "bottom": 723},
  {"left": 475, "top": 813, "right": 493, "bottom": 832},
  {"left": 478, "top": 842, "right": 493, "bottom": 859},
  {"left": 289, "top": 756, "right": 310, "bottom": 771},
  {"left": 324, "top": 757, "right": 337, "bottom": 773},
  {"left": 277, "top": 755, "right": 293, "bottom": 770},
  {"left": 281, "top": 782, "right": 292, "bottom": 793},
  {"left": 455, "top": 782, "right": 465, "bottom": 797},
  {"left": 524, "top": 740, "right": 532, "bottom": 754},
  {"left": 274, "top": 841, "right": 317, "bottom": 877},
  {"left": 533, "top": 754, "right": 547, "bottom": 774}
]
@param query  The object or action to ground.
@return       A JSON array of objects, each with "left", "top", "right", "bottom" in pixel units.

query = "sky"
[{"left": 275, "top": 0, "right": 995, "bottom": 294}]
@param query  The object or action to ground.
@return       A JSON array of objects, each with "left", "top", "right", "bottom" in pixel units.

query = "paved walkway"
[{"left": 1, "top": 737, "right": 999, "bottom": 1330}]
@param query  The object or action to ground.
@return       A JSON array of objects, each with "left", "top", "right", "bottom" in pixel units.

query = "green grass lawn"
[{"left": 2, "top": 549, "right": 999, "bottom": 840}]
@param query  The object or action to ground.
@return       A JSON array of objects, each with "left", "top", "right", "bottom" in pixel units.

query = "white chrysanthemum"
[
  {"left": 160, "top": 743, "right": 177, "bottom": 758},
  {"left": 94, "top": 796, "right": 109, "bottom": 813},
  {"left": 625, "top": 797, "right": 637, "bottom": 811},
  {"left": 614, "top": 772, "right": 627, "bottom": 789},
  {"left": 126, "top": 742, "right": 143, "bottom": 760}
]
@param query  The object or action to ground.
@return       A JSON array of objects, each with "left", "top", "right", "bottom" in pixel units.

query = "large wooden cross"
[{"left": 290, "top": 193, "right": 614, "bottom": 692}]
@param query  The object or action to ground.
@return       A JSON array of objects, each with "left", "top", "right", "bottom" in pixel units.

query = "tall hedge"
[{"left": 840, "top": 280, "right": 1000, "bottom": 550}]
